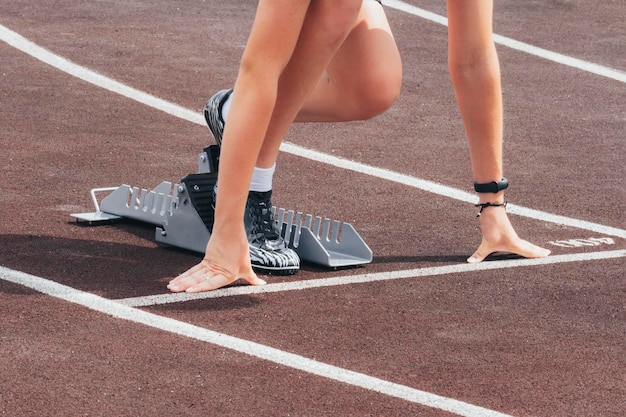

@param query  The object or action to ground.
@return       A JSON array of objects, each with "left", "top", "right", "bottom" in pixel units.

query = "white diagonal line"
[
  {"left": 384, "top": 0, "right": 626, "bottom": 83},
  {"left": 0, "top": 265, "right": 512, "bottom": 417},
  {"left": 115, "top": 250, "right": 626, "bottom": 307}
]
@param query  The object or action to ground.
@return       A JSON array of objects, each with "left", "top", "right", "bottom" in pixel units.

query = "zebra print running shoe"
[
  {"left": 245, "top": 190, "right": 300, "bottom": 275},
  {"left": 203, "top": 88, "right": 232, "bottom": 147},
  {"left": 204, "top": 90, "right": 300, "bottom": 274}
]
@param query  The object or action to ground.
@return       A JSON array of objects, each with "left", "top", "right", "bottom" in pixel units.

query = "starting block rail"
[{"left": 71, "top": 146, "right": 372, "bottom": 269}]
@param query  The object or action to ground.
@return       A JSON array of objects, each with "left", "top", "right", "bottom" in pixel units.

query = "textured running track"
[{"left": 1, "top": 1, "right": 624, "bottom": 416}]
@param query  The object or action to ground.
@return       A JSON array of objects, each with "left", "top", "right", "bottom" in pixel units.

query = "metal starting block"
[{"left": 71, "top": 146, "right": 372, "bottom": 268}]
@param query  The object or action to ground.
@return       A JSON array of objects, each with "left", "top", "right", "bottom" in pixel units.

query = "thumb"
[{"left": 467, "top": 240, "right": 492, "bottom": 263}]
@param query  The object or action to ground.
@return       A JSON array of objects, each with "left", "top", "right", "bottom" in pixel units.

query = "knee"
[{"left": 349, "top": 69, "right": 402, "bottom": 120}]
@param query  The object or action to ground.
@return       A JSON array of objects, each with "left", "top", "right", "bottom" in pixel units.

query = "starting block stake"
[{"left": 70, "top": 187, "right": 122, "bottom": 224}]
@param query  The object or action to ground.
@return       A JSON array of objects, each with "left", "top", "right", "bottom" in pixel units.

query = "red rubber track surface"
[{"left": 1, "top": 1, "right": 624, "bottom": 416}]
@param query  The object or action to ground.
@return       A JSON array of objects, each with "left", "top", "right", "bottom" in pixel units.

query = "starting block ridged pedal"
[
  {"left": 276, "top": 208, "right": 372, "bottom": 268},
  {"left": 70, "top": 182, "right": 179, "bottom": 226},
  {"left": 71, "top": 145, "right": 372, "bottom": 269},
  {"left": 103, "top": 181, "right": 179, "bottom": 225}
]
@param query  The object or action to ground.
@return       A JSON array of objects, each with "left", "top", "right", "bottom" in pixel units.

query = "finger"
[
  {"left": 468, "top": 239, "right": 551, "bottom": 263},
  {"left": 507, "top": 239, "right": 551, "bottom": 260},
  {"left": 168, "top": 265, "right": 201, "bottom": 286},
  {"left": 186, "top": 272, "right": 236, "bottom": 293},
  {"left": 241, "top": 271, "right": 266, "bottom": 287},
  {"left": 187, "top": 269, "right": 267, "bottom": 292},
  {"left": 167, "top": 274, "right": 205, "bottom": 292},
  {"left": 176, "top": 263, "right": 206, "bottom": 279},
  {"left": 467, "top": 239, "right": 492, "bottom": 263}
]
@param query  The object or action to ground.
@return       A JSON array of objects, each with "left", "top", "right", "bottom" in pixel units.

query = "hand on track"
[
  {"left": 467, "top": 206, "right": 551, "bottom": 263},
  {"left": 168, "top": 234, "right": 266, "bottom": 292}
]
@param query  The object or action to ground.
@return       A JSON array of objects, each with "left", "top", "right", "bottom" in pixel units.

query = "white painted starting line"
[{"left": 115, "top": 250, "right": 626, "bottom": 307}]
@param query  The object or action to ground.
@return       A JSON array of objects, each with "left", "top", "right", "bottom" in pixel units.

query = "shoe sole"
[{"left": 251, "top": 264, "right": 299, "bottom": 275}]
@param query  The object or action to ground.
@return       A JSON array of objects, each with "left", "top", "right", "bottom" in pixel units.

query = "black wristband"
[{"left": 474, "top": 177, "right": 508, "bottom": 193}]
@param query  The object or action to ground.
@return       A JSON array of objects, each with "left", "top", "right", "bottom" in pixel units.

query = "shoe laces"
[{"left": 247, "top": 192, "right": 280, "bottom": 241}]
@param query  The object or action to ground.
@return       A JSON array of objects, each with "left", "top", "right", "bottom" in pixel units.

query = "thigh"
[
  {"left": 326, "top": 0, "right": 401, "bottom": 89},
  {"left": 241, "top": 0, "right": 311, "bottom": 75}
]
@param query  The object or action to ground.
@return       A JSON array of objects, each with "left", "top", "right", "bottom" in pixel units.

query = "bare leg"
[
  {"left": 295, "top": 0, "right": 401, "bottom": 123},
  {"left": 169, "top": 0, "right": 364, "bottom": 292},
  {"left": 256, "top": 0, "right": 401, "bottom": 168}
]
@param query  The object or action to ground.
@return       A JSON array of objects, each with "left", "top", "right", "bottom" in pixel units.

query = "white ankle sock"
[{"left": 249, "top": 164, "right": 276, "bottom": 192}]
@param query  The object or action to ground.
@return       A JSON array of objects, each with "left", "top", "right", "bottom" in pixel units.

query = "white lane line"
[
  {"left": 279, "top": 143, "right": 626, "bottom": 239},
  {"left": 1, "top": 23, "right": 624, "bottom": 239},
  {"left": 0, "top": 265, "right": 512, "bottom": 417},
  {"left": 385, "top": 0, "right": 626, "bottom": 84},
  {"left": 115, "top": 250, "right": 626, "bottom": 307},
  {"left": 0, "top": 24, "right": 203, "bottom": 125}
]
